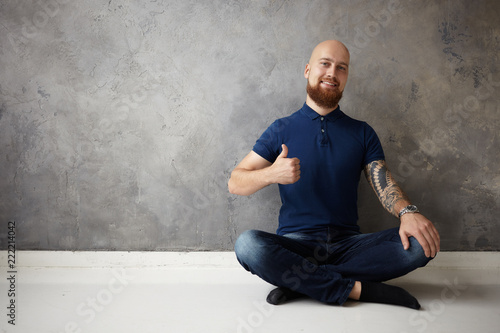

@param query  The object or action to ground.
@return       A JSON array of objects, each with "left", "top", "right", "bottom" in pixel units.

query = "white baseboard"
[
  {"left": 1, "top": 251, "right": 498, "bottom": 269},
  {"left": 1, "top": 251, "right": 499, "bottom": 285},
  {"left": 0, "top": 251, "right": 239, "bottom": 268}
]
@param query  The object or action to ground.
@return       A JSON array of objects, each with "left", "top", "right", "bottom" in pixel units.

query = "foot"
[
  {"left": 266, "top": 287, "right": 305, "bottom": 305},
  {"left": 359, "top": 281, "right": 421, "bottom": 310}
]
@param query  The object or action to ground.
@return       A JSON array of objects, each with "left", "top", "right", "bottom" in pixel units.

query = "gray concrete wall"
[{"left": 0, "top": 0, "right": 498, "bottom": 251}]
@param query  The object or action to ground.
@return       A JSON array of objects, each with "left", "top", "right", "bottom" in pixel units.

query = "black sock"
[
  {"left": 359, "top": 281, "right": 421, "bottom": 310},
  {"left": 266, "top": 287, "right": 305, "bottom": 305}
]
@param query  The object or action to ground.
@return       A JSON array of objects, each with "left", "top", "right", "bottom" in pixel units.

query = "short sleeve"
[
  {"left": 363, "top": 123, "right": 385, "bottom": 166},
  {"left": 252, "top": 120, "right": 282, "bottom": 163}
]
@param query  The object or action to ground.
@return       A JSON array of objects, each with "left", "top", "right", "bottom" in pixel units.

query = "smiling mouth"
[{"left": 321, "top": 80, "right": 338, "bottom": 88}]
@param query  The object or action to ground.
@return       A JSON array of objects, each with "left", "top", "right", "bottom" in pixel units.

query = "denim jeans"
[{"left": 234, "top": 227, "right": 431, "bottom": 305}]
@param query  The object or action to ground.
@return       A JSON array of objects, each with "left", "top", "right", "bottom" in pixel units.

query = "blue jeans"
[{"left": 234, "top": 227, "right": 431, "bottom": 305}]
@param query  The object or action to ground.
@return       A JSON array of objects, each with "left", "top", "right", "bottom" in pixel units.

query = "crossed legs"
[{"left": 234, "top": 228, "right": 431, "bottom": 308}]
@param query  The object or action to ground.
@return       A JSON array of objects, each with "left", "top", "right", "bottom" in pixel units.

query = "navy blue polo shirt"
[{"left": 253, "top": 103, "right": 385, "bottom": 236}]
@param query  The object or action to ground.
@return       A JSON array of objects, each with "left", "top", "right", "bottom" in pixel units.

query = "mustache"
[{"left": 320, "top": 77, "right": 340, "bottom": 85}]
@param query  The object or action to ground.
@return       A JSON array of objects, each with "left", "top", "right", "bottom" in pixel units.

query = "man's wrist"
[{"left": 398, "top": 205, "right": 419, "bottom": 218}]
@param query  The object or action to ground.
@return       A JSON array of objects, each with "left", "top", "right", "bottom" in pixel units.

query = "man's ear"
[{"left": 304, "top": 64, "right": 310, "bottom": 79}]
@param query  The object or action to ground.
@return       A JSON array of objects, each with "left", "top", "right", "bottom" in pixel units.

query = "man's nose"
[{"left": 326, "top": 66, "right": 336, "bottom": 78}]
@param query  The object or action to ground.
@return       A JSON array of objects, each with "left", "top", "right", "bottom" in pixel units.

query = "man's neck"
[{"left": 305, "top": 97, "right": 338, "bottom": 116}]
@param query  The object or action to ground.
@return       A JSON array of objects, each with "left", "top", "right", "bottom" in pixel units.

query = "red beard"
[{"left": 306, "top": 79, "right": 343, "bottom": 109}]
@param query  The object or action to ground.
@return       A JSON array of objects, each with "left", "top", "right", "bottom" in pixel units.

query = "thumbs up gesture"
[{"left": 269, "top": 144, "right": 301, "bottom": 185}]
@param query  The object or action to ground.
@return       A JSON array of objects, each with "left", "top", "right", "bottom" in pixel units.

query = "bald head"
[{"left": 308, "top": 40, "right": 350, "bottom": 65}]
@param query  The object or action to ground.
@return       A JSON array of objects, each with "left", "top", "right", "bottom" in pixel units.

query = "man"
[{"left": 228, "top": 40, "right": 440, "bottom": 309}]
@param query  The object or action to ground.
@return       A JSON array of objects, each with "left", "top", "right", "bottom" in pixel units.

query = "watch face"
[{"left": 408, "top": 205, "right": 418, "bottom": 212}]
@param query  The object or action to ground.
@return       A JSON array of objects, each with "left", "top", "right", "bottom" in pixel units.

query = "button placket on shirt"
[{"left": 320, "top": 116, "right": 328, "bottom": 145}]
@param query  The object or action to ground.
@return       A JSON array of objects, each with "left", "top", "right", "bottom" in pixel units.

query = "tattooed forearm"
[{"left": 364, "top": 160, "right": 410, "bottom": 217}]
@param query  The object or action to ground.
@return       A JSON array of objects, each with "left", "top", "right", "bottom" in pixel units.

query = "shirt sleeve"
[
  {"left": 362, "top": 123, "right": 385, "bottom": 166},
  {"left": 252, "top": 120, "right": 282, "bottom": 163}
]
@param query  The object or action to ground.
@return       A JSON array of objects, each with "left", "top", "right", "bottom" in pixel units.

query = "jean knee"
[
  {"left": 407, "top": 237, "right": 432, "bottom": 267},
  {"left": 234, "top": 230, "right": 261, "bottom": 265}
]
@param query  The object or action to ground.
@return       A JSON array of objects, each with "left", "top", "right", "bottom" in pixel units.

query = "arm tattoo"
[{"left": 364, "top": 160, "right": 410, "bottom": 217}]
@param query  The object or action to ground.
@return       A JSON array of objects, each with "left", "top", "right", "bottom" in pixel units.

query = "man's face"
[{"left": 304, "top": 41, "right": 350, "bottom": 110}]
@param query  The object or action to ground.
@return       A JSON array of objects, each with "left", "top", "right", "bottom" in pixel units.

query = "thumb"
[{"left": 278, "top": 144, "right": 288, "bottom": 158}]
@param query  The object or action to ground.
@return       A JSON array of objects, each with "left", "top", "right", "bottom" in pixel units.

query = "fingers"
[
  {"left": 283, "top": 157, "right": 301, "bottom": 184},
  {"left": 427, "top": 224, "right": 440, "bottom": 257},
  {"left": 400, "top": 214, "right": 440, "bottom": 258},
  {"left": 431, "top": 224, "right": 441, "bottom": 253},
  {"left": 417, "top": 232, "right": 434, "bottom": 258},
  {"left": 418, "top": 220, "right": 440, "bottom": 258},
  {"left": 402, "top": 227, "right": 432, "bottom": 258},
  {"left": 399, "top": 230, "right": 410, "bottom": 251}
]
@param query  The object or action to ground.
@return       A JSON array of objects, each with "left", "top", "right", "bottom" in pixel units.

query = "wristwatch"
[{"left": 398, "top": 205, "right": 419, "bottom": 218}]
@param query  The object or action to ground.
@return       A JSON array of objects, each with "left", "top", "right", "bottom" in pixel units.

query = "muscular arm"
[
  {"left": 228, "top": 144, "right": 300, "bottom": 196},
  {"left": 228, "top": 152, "right": 273, "bottom": 196},
  {"left": 364, "top": 160, "right": 440, "bottom": 257},
  {"left": 363, "top": 160, "right": 410, "bottom": 217}
]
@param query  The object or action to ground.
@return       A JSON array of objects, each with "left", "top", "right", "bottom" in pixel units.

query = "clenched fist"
[{"left": 269, "top": 144, "right": 301, "bottom": 185}]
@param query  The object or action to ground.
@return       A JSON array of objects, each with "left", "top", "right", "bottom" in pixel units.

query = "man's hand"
[
  {"left": 228, "top": 144, "right": 300, "bottom": 196},
  {"left": 268, "top": 144, "right": 301, "bottom": 185},
  {"left": 399, "top": 213, "right": 440, "bottom": 258}
]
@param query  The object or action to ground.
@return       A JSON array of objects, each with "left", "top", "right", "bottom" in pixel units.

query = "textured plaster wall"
[{"left": 0, "top": 0, "right": 499, "bottom": 251}]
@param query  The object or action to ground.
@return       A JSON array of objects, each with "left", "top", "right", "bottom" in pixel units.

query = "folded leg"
[{"left": 234, "top": 229, "right": 355, "bottom": 305}]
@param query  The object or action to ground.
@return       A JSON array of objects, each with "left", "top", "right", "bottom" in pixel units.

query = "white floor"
[{"left": 1, "top": 251, "right": 499, "bottom": 333}]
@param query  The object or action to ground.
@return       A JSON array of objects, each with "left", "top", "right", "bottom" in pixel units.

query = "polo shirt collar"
[{"left": 300, "top": 102, "right": 344, "bottom": 122}]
